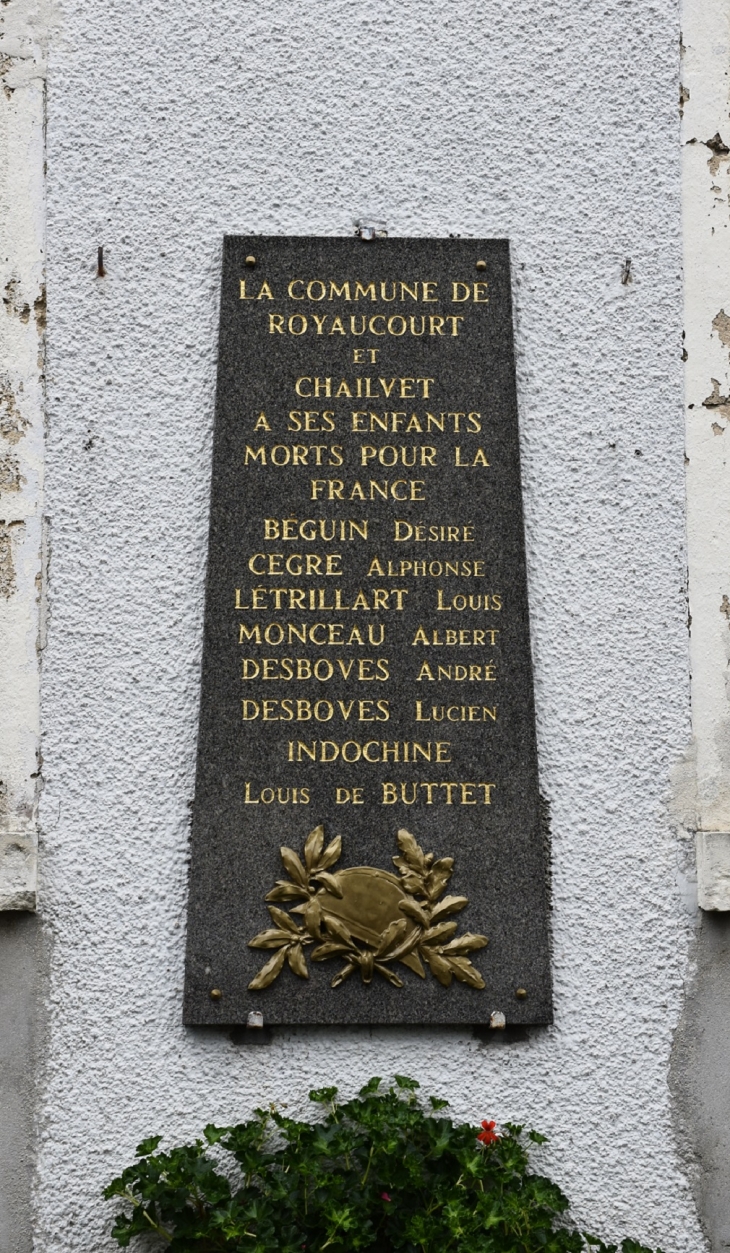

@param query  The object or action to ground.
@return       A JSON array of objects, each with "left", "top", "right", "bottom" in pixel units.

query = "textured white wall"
[{"left": 37, "top": 0, "right": 703, "bottom": 1248}]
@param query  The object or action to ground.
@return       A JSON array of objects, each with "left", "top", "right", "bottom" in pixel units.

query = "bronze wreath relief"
[{"left": 247, "top": 825, "right": 488, "bottom": 991}]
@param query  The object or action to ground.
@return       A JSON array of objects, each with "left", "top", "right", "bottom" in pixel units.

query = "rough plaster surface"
[{"left": 36, "top": 0, "right": 704, "bottom": 1249}]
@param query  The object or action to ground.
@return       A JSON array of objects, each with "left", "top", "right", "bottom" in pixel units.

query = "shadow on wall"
[{"left": 671, "top": 911, "right": 730, "bottom": 1252}]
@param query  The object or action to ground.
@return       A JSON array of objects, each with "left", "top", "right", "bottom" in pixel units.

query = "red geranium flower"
[
  {"left": 477, "top": 1119, "right": 499, "bottom": 1145},
  {"left": 381, "top": 1192, "right": 392, "bottom": 1202}
]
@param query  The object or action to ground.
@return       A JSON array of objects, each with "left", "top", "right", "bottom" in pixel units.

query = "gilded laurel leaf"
[
  {"left": 300, "top": 897, "right": 324, "bottom": 939},
  {"left": 424, "top": 871, "right": 452, "bottom": 903},
  {"left": 424, "top": 859, "right": 454, "bottom": 902},
  {"left": 265, "top": 880, "right": 310, "bottom": 902},
  {"left": 423, "top": 950, "right": 453, "bottom": 987},
  {"left": 313, "top": 871, "right": 343, "bottom": 898},
  {"left": 396, "top": 828, "right": 426, "bottom": 873},
  {"left": 396, "top": 868, "right": 427, "bottom": 896},
  {"left": 318, "top": 835, "right": 342, "bottom": 871},
  {"left": 267, "top": 905, "right": 301, "bottom": 934},
  {"left": 280, "top": 847, "right": 309, "bottom": 889},
  {"left": 447, "top": 956, "right": 485, "bottom": 989},
  {"left": 374, "top": 918, "right": 409, "bottom": 958},
  {"left": 248, "top": 946, "right": 288, "bottom": 990},
  {"left": 304, "top": 825, "right": 325, "bottom": 871},
  {"left": 324, "top": 916, "right": 354, "bottom": 947},
  {"left": 287, "top": 943, "right": 309, "bottom": 979},
  {"left": 442, "top": 933, "right": 489, "bottom": 955},
  {"left": 421, "top": 921, "right": 459, "bottom": 946},
  {"left": 400, "top": 950, "right": 426, "bottom": 978},
  {"left": 398, "top": 898, "right": 430, "bottom": 927},
  {"left": 248, "top": 928, "right": 296, "bottom": 949},
  {"left": 387, "top": 930, "right": 422, "bottom": 963},
  {"left": 311, "top": 941, "right": 352, "bottom": 961},
  {"left": 429, "top": 895, "right": 469, "bottom": 923}
]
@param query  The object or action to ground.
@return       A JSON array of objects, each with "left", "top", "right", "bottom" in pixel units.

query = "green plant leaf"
[
  {"left": 105, "top": 1077, "right": 664, "bottom": 1253},
  {"left": 134, "top": 1135, "right": 162, "bottom": 1157},
  {"left": 309, "top": 1085, "right": 338, "bottom": 1103}
]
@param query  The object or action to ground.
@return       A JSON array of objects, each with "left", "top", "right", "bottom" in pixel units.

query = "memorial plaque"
[{"left": 183, "top": 236, "right": 551, "bottom": 1026}]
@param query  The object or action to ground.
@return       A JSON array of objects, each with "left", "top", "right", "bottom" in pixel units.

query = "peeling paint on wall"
[
  {"left": 671, "top": 0, "right": 730, "bottom": 1245},
  {"left": 0, "top": 0, "right": 47, "bottom": 913},
  {"left": 0, "top": 375, "right": 28, "bottom": 443},
  {"left": 0, "top": 520, "right": 22, "bottom": 597}
]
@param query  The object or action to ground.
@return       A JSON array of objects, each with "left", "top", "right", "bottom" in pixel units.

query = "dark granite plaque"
[{"left": 183, "top": 236, "right": 551, "bottom": 1027}]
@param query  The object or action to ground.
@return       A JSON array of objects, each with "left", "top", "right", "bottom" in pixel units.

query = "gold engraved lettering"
[
  {"left": 244, "top": 782, "right": 310, "bottom": 805},
  {"left": 381, "top": 783, "right": 495, "bottom": 805},
  {"left": 335, "top": 787, "right": 365, "bottom": 804},
  {"left": 286, "top": 740, "right": 451, "bottom": 764},
  {"left": 311, "top": 479, "right": 426, "bottom": 502},
  {"left": 436, "top": 590, "right": 501, "bottom": 612},
  {"left": 262, "top": 519, "right": 368, "bottom": 542},
  {"left": 411, "top": 625, "right": 499, "bottom": 649},
  {"left": 242, "top": 699, "right": 389, "bottom": 722},
  {"left": 414, "top": 702, "right": 498, "bottom": 722},
  {"left": 240, "top": 656, "right": 389, "bottom": 682}
]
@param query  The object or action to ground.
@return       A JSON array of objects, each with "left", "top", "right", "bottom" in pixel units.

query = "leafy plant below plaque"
[{"left": 104, "top": 1075, "right": 664, "bottom": 1253}]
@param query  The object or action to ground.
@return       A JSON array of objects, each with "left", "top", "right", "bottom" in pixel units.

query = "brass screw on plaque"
[
  {"left": 515, "top": 987, "right": 527, "bottom": 1000},
  {"left": 476, "top": 259, "right": 487, "bottom": 271},
  {"left": 209, "top": 988, "right": 222, "bottom": 1001},
  {"left": 245, "top": 255, "right": 256, "bottom": 267}
]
